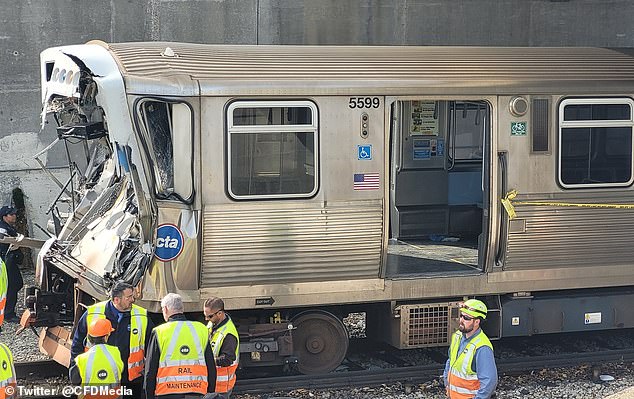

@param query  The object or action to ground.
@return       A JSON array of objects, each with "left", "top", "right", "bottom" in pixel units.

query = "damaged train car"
[{"left": 24, "top": 41, "right": 634, "bottom": 374}]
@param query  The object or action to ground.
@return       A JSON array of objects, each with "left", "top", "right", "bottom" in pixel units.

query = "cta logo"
[
  {"left": 155, "top": 223, "right": 184, "bottom": 262},
  {"left": 97, "top": 369, "right": 108, "bottom": 380}
]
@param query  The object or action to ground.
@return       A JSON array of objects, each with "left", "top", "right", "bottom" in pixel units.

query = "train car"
[{"left": 24, "top": 41, "right": 634, "bottom": 374}]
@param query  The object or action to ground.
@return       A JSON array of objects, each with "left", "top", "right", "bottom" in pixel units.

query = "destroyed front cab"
[{"left": 24, "top": 42, "right": 195, "bottom": 365}]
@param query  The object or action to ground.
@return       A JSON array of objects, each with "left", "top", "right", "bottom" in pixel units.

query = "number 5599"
[{"left": 349, "top": 97, "right": 380, "bottom": 109}]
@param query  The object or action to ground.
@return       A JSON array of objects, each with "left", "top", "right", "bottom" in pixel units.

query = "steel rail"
[
  {"left": 14, "top": 345, "right": 634, "bottom": 395},
  {"left": 234, "top": 348, "right": 634, "bottom": 394}
]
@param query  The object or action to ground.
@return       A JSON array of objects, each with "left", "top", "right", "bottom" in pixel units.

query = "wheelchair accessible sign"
[
  {"left": 155, "top": 223, "right": 184, "bottom": 262},
  {"left": 358, "top": 145, "right": 372, "bottom": 160}
]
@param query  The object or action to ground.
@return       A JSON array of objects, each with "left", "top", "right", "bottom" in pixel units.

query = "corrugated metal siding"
[
  {"left": 504, "top": 202, "right": 634, "bottom": 270},
  {"left": 200, "top": 201, "right": 383, "bottom": 287},
  {"left": 101, "top": 42, "right": 634, "bottom": 84}
]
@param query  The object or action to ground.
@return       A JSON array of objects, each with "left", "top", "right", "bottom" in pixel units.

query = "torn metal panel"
[
  {"left": 0, "top": 236, "right": 45, "bottom": 250},
  {"left": 40, "top": 43, "right": 153, "bottom": 195},
  {"left": 38, "top": 326, "right": 72, "bottom": 368},
  {"left": 59, "top": 158, "right": 119, "bottom": 242},
  {"left": 70, "top": 177, "right": 140, "bottom": 277}
]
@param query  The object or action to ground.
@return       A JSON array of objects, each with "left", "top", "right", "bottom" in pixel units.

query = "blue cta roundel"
[{"left": 155, "top": 223, "right": 184, "bottom": 262}]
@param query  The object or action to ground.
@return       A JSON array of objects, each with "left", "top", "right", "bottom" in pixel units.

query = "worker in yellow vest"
[
  {"left": 70, "top": 281, "right": 152, "bottom": 398},
  {"left": 0, "top": 342, "right": 16, "bottom": 399},
  {"left": 69, "top": 318, "right": 123, "bottom": 399},
  {"left": 144, "top": 293, "right": 216, "bottom": 399},
  {"left": 444, "top": 299, "right": 498, "bottom": 399},
  {"left": 204, "top": 297, "right": 239, "bottom": 399}
]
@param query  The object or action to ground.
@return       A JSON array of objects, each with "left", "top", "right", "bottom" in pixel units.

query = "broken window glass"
[
  {"left": 139, "top": 101, "right": 174, "bottom": 197},
  {"left": 137, "top": 99, "right": 193, "bottom": 201}
]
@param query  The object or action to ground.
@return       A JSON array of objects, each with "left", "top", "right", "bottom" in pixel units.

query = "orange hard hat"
[{"left": 88, "top": 318, "right": 115, "bottom": 337}]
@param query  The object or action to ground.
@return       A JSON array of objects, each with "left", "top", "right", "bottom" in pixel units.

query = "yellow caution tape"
[
  {"left": 500, "top": 191, "right": 518, "bottom": 219},
  {"left": 501, "top": 189, "right": 634, "bottom": 220}
]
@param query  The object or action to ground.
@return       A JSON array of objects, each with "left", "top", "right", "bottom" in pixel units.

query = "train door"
[
  {"left": 386, "top": 99, "right": 491, "bottom": 277},
  {"left": 135, "top": 98, "right": 199, "bottom": 292}
]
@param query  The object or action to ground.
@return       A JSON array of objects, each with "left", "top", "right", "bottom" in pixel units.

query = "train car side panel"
[
  {"left": 499, "top": 95, "right": 634, "bottom": 273},
  {"left": 199, "top": 96, "right": 385, "bottom": 288}
]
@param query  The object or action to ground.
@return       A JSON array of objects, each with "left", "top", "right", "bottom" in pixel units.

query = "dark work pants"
[
  {"left": 5, "top": 254, "right": 23, "bottom": 318},
  {"left": 125, "top": 379, "right": 144, "bottom": 398}
]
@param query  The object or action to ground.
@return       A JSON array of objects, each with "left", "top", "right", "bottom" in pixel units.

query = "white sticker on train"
[{"left": 584, "top": 312, "right": 602, "bottom": 325}]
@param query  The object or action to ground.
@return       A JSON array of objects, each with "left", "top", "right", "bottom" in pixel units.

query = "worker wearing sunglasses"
[
  {"left": 203, "top": 297, "right": 240, "bottom": 398},
  {"left": 443, "top": 299, "right": 498, "bottom": 398}
]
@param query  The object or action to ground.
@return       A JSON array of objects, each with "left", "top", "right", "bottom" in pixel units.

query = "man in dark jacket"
[
  {"left": 204, "top": 297, "right": 239, "bottom": 398},
  {"left": 70, "top": 281, "right": 153, "bottom": 397},
  {"left": 0, "top": 206, "right": 23, "bottom": 322}
]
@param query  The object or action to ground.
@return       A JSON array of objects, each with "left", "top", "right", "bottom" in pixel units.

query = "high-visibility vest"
[
  {"left": 75, "top": 344, "right": 123, "bottom": 399},
  {"left": 85, "top": 301, "right": 149, "bottom": 381},
  {"left": 154, "top": 320, "right": 209, "bottom": 396},
  {"left": 209, "top": 317, "right": 240, "bottom": 393},
  {"left": 0, "top": 343, "right": 16, "bottom": 399},
  {"left": 447, "top": 330, "right": 493, "bottom": 399},
  {"left": 0, "top": 259, "right": 7, "bottom": 327}
]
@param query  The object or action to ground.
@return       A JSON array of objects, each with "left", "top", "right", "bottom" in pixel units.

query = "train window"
[
  {"left": 563, "top": 103, "right": 630, "bottom": 121},
  {"left": 558, "top": 98, "right": 634, "bottom": 188},
  {"left": 227, "top": 101, "right": 318, "bottom": 199},
  {"left": 448, "top": 101, "right": 487, "bottom": 162},
  {"left": 137, "top": 99, "right": 194, "bottom": 202}
]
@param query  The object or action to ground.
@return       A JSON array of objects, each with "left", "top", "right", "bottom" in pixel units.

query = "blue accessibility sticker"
[
  {"left": 155, "top": 223, "right": 184, "bottom": 262},
  {"left": 358, "top": 145, "right": 372, "bottom": 160}
]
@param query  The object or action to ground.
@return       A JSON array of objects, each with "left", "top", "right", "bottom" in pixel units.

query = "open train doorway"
[{"left": 387, "top": 99, "right": 491, "bottom": 278}]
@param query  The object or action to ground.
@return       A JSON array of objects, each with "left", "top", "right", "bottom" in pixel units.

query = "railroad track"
[
  {"left": 234, "top": 347, "right": 634, "bottom": 395},
  {"left": 15, "top": 359, "right": 66, "bottom": 379},
  {"left": 13, "top": 359, "right": 67, "bottom": 399},
  {"left": 13, "top": 333, "right": 634, "bottom": 397}
]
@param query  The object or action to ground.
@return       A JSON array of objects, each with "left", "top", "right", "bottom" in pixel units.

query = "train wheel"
[{"left": 292, "top": 310, "right": 349, "bottom": 374}]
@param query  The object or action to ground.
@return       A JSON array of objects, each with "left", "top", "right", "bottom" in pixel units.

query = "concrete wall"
[{"left": 1, "top": 0, "right": 634, "bottom": 239}]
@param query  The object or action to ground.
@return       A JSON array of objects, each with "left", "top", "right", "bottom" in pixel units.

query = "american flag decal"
[{"left": 353, "top": 173, "right": 380, "bottom": 190}]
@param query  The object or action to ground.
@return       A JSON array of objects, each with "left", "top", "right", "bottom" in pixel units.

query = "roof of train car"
[{"left": 96, "top": 41, "right": 634, "bottom": 95}]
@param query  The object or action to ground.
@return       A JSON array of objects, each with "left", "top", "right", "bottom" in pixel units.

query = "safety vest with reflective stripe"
[
  {"left": 447, "top": 330, "right": 493, "bottom": 399},
  {"left": 85, "top": 301, "right": 149, "bottom": 381},
  {"left": 154, "top": 319, "right": 209, "bottom": 396},
  {"left": 75, "top": 344, "right": 123, "bottom": 399},
  {"left": 209, "top": 317, "right": 240, "bottom": 393},
  {"left": 0, "top": 259, "right": 7, "bottom": 327},
  {"left": 0, "top": 343, "right": 16, "bottom": 399}
]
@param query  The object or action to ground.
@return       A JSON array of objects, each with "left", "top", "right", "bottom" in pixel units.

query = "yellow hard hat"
[{"left": 461, "top": 299, "right": 488, "bottom": 320}]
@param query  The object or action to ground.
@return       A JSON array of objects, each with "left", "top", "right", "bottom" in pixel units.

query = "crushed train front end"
[{"left": 21, "top": 43, "right": 157, "bottom": 365}]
